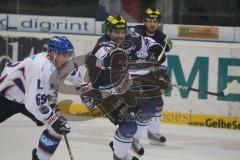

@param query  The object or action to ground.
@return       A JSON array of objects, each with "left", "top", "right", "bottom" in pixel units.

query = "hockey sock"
[
  {"left": 134, "top": 120, "right": 151, "bottom": 140},
  {"left": 37, "top": 129, "right": 62, "bottom": 160},
  {"left": 148, "top": 112, "right": 161, "bottom": 134},
  {"left": 113, "top": 129, "right": 133, "bottom": 158}
]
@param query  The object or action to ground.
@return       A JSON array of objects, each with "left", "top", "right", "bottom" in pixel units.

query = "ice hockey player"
[
  {"left": 129, "top": 8, "right": 173, "bottom": 146},
  {"left": 84, "top": 15, "right": 168, "bottom": 160},
  {"left": 0, "top": 36, "right": 73, "bottom": 160}
]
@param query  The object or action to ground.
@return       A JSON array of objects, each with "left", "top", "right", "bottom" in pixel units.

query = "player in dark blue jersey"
[
  {"left": 84, "top": 15, "right": 171, "bottom": 160},
  {"left": 129, "top": 8, "right": 173, "bottom": 146}
]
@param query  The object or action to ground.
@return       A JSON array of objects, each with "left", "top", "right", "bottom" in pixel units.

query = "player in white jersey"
[{"left": 0, "top": 36, "right": 73, "bottom": 160}]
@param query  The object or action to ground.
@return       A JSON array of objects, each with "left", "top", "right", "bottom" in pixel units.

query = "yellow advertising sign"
[
  {"left": 162, "top": 112, "right": 240, "bottom": 130},
  {"left": 58, "top": 103, "right": 240, "bottom": 130}
]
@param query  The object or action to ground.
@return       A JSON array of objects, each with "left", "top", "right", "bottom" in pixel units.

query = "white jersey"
[{"left": 0, "top": 52, "right": 57, "bottom": 121}]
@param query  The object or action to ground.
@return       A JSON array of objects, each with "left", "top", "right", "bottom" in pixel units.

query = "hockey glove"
[
  {"left": 47, "top": 108, "right": 71, "bottom": 135},
  {"left": 148, "top": 44, "right": 166, "bottom": 63},
  {"left": 164, "top": 36, "right": 173, "bottom": 51},
  {"left": 81, "top": 95, "right": 95, "bottom": 110}
]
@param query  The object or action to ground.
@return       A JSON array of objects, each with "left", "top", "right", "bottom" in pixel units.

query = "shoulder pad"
[{"left": 96, "top": 35, "right": 115, "bottom": 47}]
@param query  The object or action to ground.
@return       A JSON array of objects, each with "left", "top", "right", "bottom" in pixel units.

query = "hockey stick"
[
  {"left": 75, "top": 72, "right": 227, "bottom": 97},
  {"left": 172, "top": 83, "right": 225, "bottom": 97},
  {"left": 157, "top": 42, "right": 167, "bottom": 61},
  {"left": 172, "top": 80, "right": 240, "bottom": 97},
  {"left": 63, "top": 134, "right": 75, "bottom": 160}
]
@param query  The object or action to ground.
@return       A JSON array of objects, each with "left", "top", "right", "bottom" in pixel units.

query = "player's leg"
[
  {"left": 111, "top": 120, "right": 139, "bottom": 160},
  {"left": 20, "top": 105, "right": 44, "bottom": 126},
  {"left": 32, "top": 129, "right": 62, "bottom": 160},
  {"left": 147, "top": 96, "right": 166, "bottom": 145},
  {"left": 131, "top": 99, "right": 156, "bottom": 156},
  {"left": 131, "top": 120, "right": 149, "bottom": 157},
  {"left": 32, "top": 106, "right": 71, "bottom": 160},
  {"left": 0, "top": 96, "right": 22, "bottom": 123},
  {"left": 0, "top": 95, "right": 44, "bottom": 126}
]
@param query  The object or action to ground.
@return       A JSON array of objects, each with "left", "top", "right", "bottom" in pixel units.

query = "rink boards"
[{"left": 0, "top": 31, "right": 239, "bottom": 130}]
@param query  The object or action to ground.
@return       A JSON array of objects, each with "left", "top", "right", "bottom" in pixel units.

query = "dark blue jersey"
[
  {"left": 130, "top": 25, "right": 171, "bottom": 52},
  {"left": 89, "top": 32, "right": 159, "bottom": 90},
  {"left": 92, "top": 33, "right": 143, "bottom": 61}
]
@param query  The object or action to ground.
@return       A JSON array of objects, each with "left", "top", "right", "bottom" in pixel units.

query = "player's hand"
[
  {"left": 47, "top": 108, "right": 71, "bottom": 135},
  {"left": 164, "top": 36, "right": 173, "bottom": 51},
  {"left": 148, "top": 44, "right": 163, "bottom": 60},
  {"left": 81, "top": 95, "right": 95, "bottom": 110}
]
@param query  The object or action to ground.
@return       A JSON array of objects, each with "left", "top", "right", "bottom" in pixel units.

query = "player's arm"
[
  {"left": 158, "top": 31, "right": 173, "bottom": 52},
  {"left": 142, "top": 36, "right": 166, "bottom": 63},
  {"left": 164, "top": 36, "right": 173, "bottom": 52},
  {"left": 25, "top": 66, "right": 70, "bottom": 135},
  {"left": 67, "top": 63, "right": 99, "bottom": 110},
  {"left": 78, "top": 45, "right": 111, "bottom": 110},
  {"left": 65, "top": 63, "right": 90, "bottom": 87}
]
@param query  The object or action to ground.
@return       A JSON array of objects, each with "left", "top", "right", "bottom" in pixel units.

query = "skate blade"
[
  {"left": 149, "top": 139, "right": 166, "bottom": 146},
  {"left": 130, "top": 146, "right": 143, "bottom": 158}
]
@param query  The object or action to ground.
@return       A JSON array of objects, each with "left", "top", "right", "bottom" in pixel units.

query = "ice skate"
[
  {"left": 148, "top": 131, "right": 166, "bottom": 145},
  {"left": 131, "top": 138, "right": 144, "bottom": 156},
  {"left": 113, "top": 153, "right": 139, "bottom": 160},
  {"left": 32, "top": 148, "right": 39, "bottom": 160}
]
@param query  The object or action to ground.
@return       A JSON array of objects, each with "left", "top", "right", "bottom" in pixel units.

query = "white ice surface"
[{"left": 0, "top": 115, "right": 239, "bottom": 160}]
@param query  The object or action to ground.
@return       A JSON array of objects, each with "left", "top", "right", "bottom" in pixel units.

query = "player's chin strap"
[
  {"left": 51, "top": 54, "right": 57, "bottom": 67},
  {"left": 53, "top": 54, "right": 57, "bottom": 64},
  {"left": 48, "top": 53, "right": 58, "bottom": 69}
]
